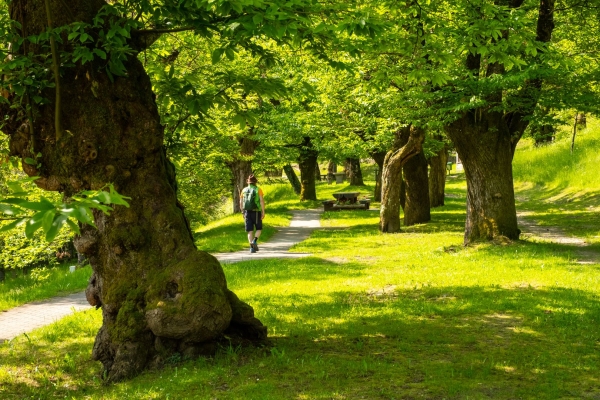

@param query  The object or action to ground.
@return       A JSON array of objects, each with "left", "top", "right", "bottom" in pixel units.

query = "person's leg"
[
  {"left": 247, "top": 230, "right": 255, "bottom": 243},
  {"left": 252, "top": 211, "right": 262, "bottom": 250},
  {"left": 244, "top": 212, "right": 256, "bottom": 252}
]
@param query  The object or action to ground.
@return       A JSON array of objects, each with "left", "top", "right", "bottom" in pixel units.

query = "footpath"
[
  {"left": 0, "top": 209, "right": 322, "bottom": 343},
  {"left": 518, "top": 212, "right": 599, "bottom": 264}
]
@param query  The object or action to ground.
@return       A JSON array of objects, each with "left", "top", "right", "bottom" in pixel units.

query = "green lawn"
[
  {"left": 2, "top": 174, "right": 599, "bottom": 399},
  {"left": 0, "top": 263, "right": 92, "bottom": 312}
]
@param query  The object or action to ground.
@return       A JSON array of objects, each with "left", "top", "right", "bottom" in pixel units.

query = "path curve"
[
  {"left": 0, "top": 209, "right": 322, "bottom": 342},
  {"left": 518, "top": 212, "right": 598, "bottom": 264}
]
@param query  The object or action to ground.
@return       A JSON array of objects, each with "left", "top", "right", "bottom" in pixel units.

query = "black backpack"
[{"left": 242, "top": 186, "right": 259, "bottom": 211}]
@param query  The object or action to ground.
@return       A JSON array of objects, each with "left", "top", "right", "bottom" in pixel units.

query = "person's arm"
[
  {"left": 239, "top": 189, "right": 243, "bottom": 212},
  {"left": 260, "top": 195, "right": 265, "bottom": 219}
]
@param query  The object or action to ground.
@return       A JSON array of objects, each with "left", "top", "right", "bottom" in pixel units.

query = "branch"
[{"left": 44, "top": 0, "right": 63, "bottom": 141}]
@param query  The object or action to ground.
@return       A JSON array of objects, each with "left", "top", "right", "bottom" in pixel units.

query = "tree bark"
[
  {"left": 283, "top": 164, "right": 301, "bottom": 195},
  {"left": 428, "top": 143, "right": 448, "bottom": 207},
  {"left": 3, "top": 0, "right": 266, "bottom": 382},
  {"left": 403, "top": 151, "right": 430, "bottom": 226},
  {"left": 0, "top": 267, "right": 5, "bottom": 283},
  {"left": 345, "top": 157, "right": 365, "bottom": 186},
  {"left": 327, "top": 161, "right": 337, "bottom": 175},
  {"left": 315, "top": 163, "right": 321, "bottom": 181},
  {"left": 297, "top": 137, "right": 318, "bottom": 201},
  {"left": 446, "top": 113, "right": 520, "bottom": 243},
  {"left": 227, "top": 133, "right": 258, "bottom": 214},
  {"left": 379, "top": 126, "right": 425, "bottom": 233},
  {"left": 371, "top": 151, "right": 386, "bottom": 202}
]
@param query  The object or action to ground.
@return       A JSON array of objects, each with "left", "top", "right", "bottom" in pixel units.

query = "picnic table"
[{"left": 322, "top": 192, "right": 370, "bottom": 211}]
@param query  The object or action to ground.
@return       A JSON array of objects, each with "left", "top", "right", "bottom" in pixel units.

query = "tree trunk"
[
  {"left": 315, "top": 163, "right": 321, "bottom": 181},
  {"left": 228, "top": 134, "right": 257, "bottom": 213},
  {"left": 0, "top": 267, "right": 5, "bottom": 283},
  {"left": 403, "top": 151, "right": 430, "bottom": 225},
  {"left": 283, "top": 164, "right": 301, "bottom": 195},
  {"left": 446, "top": 113, "right": 519, "bottom": 243},
  {"left": 345, "top": 157, "right": 364, "bottom": 186},
  {"left": 371, "top": 151, "right": 386, "bottom": 202},
  {"left": 444, "top": 0, "right": 555, "bottom": 244},
  {"left": 297, "top": 137, "right": 318, "bottom": 201},
  {"left": 533, "top": 124, "right": 555, "bottom": 146},
  {"left": 3, "top": 1, "right": 265, "bottom": 382},
  {"left": 379, "top": 126, "right": 425, "bottom": 233},
  {"left": 428, "top": 143, "right": 448, "bottom": 207},
  {"left": 327, "top": 161, "right": 337, "bottom": 174}
]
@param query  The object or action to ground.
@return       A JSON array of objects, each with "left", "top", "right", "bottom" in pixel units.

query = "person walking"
[{"left": 240, "top": 174, "right": 265, "bottom": 253}]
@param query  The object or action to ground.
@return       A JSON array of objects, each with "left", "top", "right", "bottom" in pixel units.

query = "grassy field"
[
  {"left": 1, "top": 166, "right": 599, "bottom": 398},
  {"left": 0, "top": 263, "right": 91, "bottom": 312}
]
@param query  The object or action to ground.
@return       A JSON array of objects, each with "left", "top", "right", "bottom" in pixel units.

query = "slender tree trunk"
[
  {"left": 315, "top": 163, "right": 321, "bottom": 181},
  {"left": 283, "top": 164, "right": 301, "bottom": 195},
  {"left": 0, "top": 267, "right": 5, "bottom": 283},
  {"left": 379, "top": 126, "right": 425, "bottom": 233},
  {"left": 327, "top": 161, "right": 337, "bottom": 175},
  {"left": 403, "top": 151, "right": 430, "bottom": 225},
  {"left": 428, "top": 143, "right": 448, "bottom": 207},
  {"left": 3, "top": 0, "right": 265, "bottom": 382},
  {"left": 345, "top": 157, "right": 364, "bottom": 186},
  {"left": 228, "top": 134, "right": 257, "bottom": 213},
  {"left": 371, "top": 151, "right": 386, "bottom": 202},
  {"left": 297, "top": 137, "right": 318, "bottom": 201}
]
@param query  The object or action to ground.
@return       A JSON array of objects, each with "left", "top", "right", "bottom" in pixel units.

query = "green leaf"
[
  {"left": 211, "top": 48, "right": 223, "bottom": 65},
  {"left": 46, "top": 215, "right": 67, "bottom": 242},
  {"left": 42, "top": 209, "right": 56, "bottom": 234},
  {"left": 24, "top": 157, "right": 36, "bottom": 165},
  {"left": 0, "top": 203, "right": 20, "bottom": 216},
  {"left": 18, "top": 198, "right": 55, "bottom": 212},
  {"left": 66, "top": 218, "right": 80, "bottom": 235},
  {"left": 25, "top": 211, "right": 45, "bottom": 238},
  {"left": 0, "top": 218, "right": 27, "bottom": 233}
]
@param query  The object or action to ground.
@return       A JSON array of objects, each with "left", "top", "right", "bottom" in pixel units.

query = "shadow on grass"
[{"left": 2, "top": 285, "right": 600, "bottom": 399}]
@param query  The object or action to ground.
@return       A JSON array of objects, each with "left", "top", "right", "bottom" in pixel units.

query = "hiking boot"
[{"left": 252, "top": 238, "right": 259, "bottom": 252}]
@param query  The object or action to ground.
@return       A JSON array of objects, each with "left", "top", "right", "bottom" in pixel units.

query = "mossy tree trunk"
[
  {"left": 379, "top": 126, "right": 425, "bottom": 233},
  {"left": 403, "top": 151, "right": 430, "bottom": 226},
  {"left": 228, "top": 133, "right": 258, "bottom": 213},
  {"left": 428, "top": 141, "right": 448, "bottom": 208},
  {"left": 3, "top": 0, "right": 266, "bottom": 382},
  {"left": 371, "top": 151, "right": 386, "bottom": 202},
  {"left": 297, "top": 137, "right": 318, "bottom": 201},
  {"left": 345, "top": 157, "right": 364, "bottom": 186},
  {"left": 283, "top": 164, "right": 301, "bottom": 195}
]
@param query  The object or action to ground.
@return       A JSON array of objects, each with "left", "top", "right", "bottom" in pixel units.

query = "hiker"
[{"left": 240, "top": 174, "right": 265, "bottom": 253}]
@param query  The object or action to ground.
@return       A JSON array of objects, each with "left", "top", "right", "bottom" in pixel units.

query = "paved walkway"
[
  {"left": 213, "top": 209, "right": 322, "bottom": 263},
  {"left": 0, "top": 209, "right": 322, "bottom": 342},
  {"left": 518, "top": 212, "right": 599, "bottom": 264}
]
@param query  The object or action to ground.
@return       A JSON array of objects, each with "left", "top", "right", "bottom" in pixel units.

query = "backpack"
[{"left": 242, "top": 185, "right": 259, "bottom": 211}]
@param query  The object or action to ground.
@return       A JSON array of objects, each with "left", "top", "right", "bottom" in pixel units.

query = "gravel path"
[{"left": 0, "top": 209, "right": 322, "bottom": 342}]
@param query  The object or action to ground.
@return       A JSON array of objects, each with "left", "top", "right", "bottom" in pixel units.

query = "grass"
[
  {"left": 2, "top": 167, "right": 600, "bottom": 398},
  {"left": 514, "top": 118, "right": 600, "bottom": 247},
  {"left": 0, "top": 263, "right": 91, "bottom": 312}
]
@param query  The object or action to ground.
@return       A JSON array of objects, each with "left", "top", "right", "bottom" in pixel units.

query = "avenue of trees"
[{"left": 1, "top": 0, "right": 599, "bottom": 381}]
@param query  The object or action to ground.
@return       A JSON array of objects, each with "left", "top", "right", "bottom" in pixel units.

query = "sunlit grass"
[
  {"left": 2, "top": 169, "right": 600, "bottom": 398},
  {"left": 0, "top": 263, "right": 91, "bottom": 312}
]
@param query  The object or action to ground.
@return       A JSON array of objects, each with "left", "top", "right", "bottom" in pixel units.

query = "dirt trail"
[{"left": 517, "top": 212, "right": 598, "bottom": 264}]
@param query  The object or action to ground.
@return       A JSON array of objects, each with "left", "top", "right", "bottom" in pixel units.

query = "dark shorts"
[{"left": 244, "top": 210, "right": 263, "bottom": 232}]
